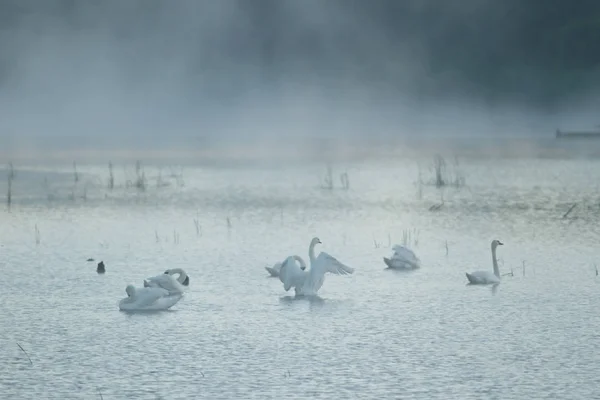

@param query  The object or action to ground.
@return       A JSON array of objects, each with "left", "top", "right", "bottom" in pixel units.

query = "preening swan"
[
  {"left": 383, "top": 245, "right": 420, "bottom": 270},
  {"left": 466, "top": 240, "right": 503, "bottom": 285},
  {"left": 266, "top": 256, "right": 306, "bottom": 277},
  {"left": 144, "top": 268, "right": 189, "bottom": 295},
  {"left": 119, "top": 285, "right": 183, "bottom": 311},
  {"left": 279, "top": 237, "right": 354, "bottom": 296}
]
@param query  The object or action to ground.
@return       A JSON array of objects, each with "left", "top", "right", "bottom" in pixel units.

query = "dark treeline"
[{"left": 1, "top": 0, "right": 600, "bottom": 108}]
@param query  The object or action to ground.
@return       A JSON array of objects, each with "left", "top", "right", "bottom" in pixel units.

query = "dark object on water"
[
  {"left": 87, "top": 258, "right": 94, "bottom": 262},
  {"left": 97, "top": 261, "right": 105, "bottom": 274},
  {"left": 556, "top": 129, "right": 600, "bottom": 139}
]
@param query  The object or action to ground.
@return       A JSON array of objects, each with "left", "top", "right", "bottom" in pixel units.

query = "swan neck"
[
  {"left": 170, "top": 268, "right": 187, "bottom": 284},
  {"left": 293, "top": 255, "right": 307, "bottom": 269},
  {"left": 492, "top": 246, "right": 499, "bottom": 277},
  {"left": 309, "top": 242, "right": 317, "bottom": 264}
]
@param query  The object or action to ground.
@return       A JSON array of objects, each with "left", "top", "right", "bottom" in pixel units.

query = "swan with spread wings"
[{"left": 279, "top": 237, "right": 354, "bottom": 296}]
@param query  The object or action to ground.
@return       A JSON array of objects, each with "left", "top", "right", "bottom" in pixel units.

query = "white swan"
[
  {"left": 265, "top": 256, "right": 306, "bottom": 277},
  {"left": 118, "top": 285, "right": 183, "bottom": 311},
  {"left": 466, "top": 240, "right": 503, "bottom": 285},
  {"left": 383, "top": 245, "right": 420, "bottom": 269},
  {"left": 279, "top": 237, "right": 354, "bottom": 296},
  {"left": 143, "top": 268, "right": 189, "bottom": 295}
]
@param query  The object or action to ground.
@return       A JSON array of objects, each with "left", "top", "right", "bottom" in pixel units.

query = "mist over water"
[{"left": 2, "top": 0, "right": 599, "bottom": 163}]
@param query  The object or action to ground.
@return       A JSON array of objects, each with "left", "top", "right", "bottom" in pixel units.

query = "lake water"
[{"left": 1, "top": 139, "right": 599, "bottom": 399}]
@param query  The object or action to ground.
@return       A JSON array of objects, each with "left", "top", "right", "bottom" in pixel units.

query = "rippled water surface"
[{"left": 1, "top": 147, "right": 600, "bottom": 399}]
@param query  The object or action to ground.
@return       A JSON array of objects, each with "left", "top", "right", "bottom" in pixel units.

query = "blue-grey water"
[{"left": 1, "top": 142, "right": 600, "bottom": 399}]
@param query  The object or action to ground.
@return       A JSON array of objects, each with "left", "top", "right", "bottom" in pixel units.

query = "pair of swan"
[
  {"left": 119, "top": 268, "right": 190, "bottom": 311},
  {"left": 384, "top": 239, "right": 504, "bottom": 285},
  {"left": 278, "top": 237, "right": 355, "bottom": 296}
]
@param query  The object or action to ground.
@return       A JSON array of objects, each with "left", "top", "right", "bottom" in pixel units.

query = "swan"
[
  {"left": 466, "top": 240, "right": 503, "bottom": 285},
  {"left": 279, "top": 237, "right": 354, "bottom": 296},
  {"left": 143, "top": 268, "right": 189, "bottom": 295},
  {"left": 118, "top": 285, "right": 183, "bottom": 311},
  {"left": 265, "top": 256, "right": 307, "bottom": 277},
  {"left": 383, "top": 245, "right": 420, "bottom": 269}
]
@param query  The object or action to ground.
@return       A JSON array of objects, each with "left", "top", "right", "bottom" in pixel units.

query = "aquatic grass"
[
  {"left": 6, "top": 162, "right": 14, "bottom": 209},
  {"left": 35, "top": 224, "right": 41, "bottom": 245},
  {"left": 340, "top": 171, "right": 350, "bottom": 190},
  {"left": 401, "top": 228, "right": 419, "bottom": 248},
  {"left": 73, "top": 161, "right": 79, "bottom": 183},
  {"left": 322, "top": 163, "right": 333, "bottom": 190},
  {"left": 193, "top": 211, "right": 201, "bottom": 236},
  {"left": 426, "top": 154, "right": 466, "bottom": 189}
]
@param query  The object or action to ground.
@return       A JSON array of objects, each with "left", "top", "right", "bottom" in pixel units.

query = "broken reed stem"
[
  {"left": 16, "top": 343, "right": 32, "bottom": 365},
  {"left": 562, "top": 203, "right": 577, "bottom": 219}
]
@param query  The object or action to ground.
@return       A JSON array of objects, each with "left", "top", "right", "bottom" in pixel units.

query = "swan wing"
[
  {"left": 314, "top": 251, "right": 355, "bottom": 275},
  {"left": 137, "top": 287, "right": 171, "bottom": 305},
  {"left": 466, "top": 270, "right": 500, "bottom": 284},
  {"left": 265, "top": 262, "right": 282, "bottom": 277},
  {"left": 279, "top": 256, "right": 306, "bottom": 291},
  {"left": 303, "top": 251, "right": 354, "bottom": 294},
  {"left": 384, "top": 257, "right": 417, "bottom": 269},
  {"left": 392, "top": 245, "right": 420, "bottom": 265},
  {"left": 141, "top": 293, "right": 183, "bottom": 310},
  {"left": 144, "top": 273, "right": 185, "bottom": 294},
  {"left": 119, "top": 286, "right": 181, "bottom": 311}
]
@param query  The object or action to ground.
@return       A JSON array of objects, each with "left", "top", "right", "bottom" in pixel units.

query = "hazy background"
[{"left": 1, "top": 0, "right": 600, "bottom": 161}]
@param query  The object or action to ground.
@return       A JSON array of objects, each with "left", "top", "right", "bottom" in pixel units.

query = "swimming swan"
[
  {"left": 265, "top": 256, "right": 307, "bottom": 277},
  {"left": 279, "top": 237, "right": 354, "bottom": 296},
  {"left": 383, "top": 245, "right": 420, "bottom": 269},
  {"left": 118, "top": 285, "right": 183, "bottom": 311},
  {"left": 143, "top": 268, "right": 189, "bottom": 295},
  {"left": 466, "top": 240, "right": 503, "bottom": 285}
]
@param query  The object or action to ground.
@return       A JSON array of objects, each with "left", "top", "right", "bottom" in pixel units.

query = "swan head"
[
  {"left": 125, "top": 284, "right": 136, "bottom": 297},
  {"left": 491, "top": 240, "right": 504, "bottom": 249},
  {"left": 164, "top": 268, "right": 190, "bottom": 286},
  {"left": 310, "top": 237, "right": 322, "bottom": 246}
]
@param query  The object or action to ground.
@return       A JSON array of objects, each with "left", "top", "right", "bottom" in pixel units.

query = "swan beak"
[
  {"left": 498, "top": 241, "right": 504, "bottom": 246},
  {"left": 182, "top": 276, "right": 190, "bottom": 286},
  {"left": 143, "top": 280, "right": 149, "bottom": 287}
]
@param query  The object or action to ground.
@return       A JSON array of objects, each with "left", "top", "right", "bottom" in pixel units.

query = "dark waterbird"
[{"left": 97, "top": 261, "right": 105, "bottom": 274}]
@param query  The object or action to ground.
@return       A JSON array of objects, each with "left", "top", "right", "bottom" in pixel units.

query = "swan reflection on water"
[{"left": 279, "top": 294, "right": 325, "bottom": 304}]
